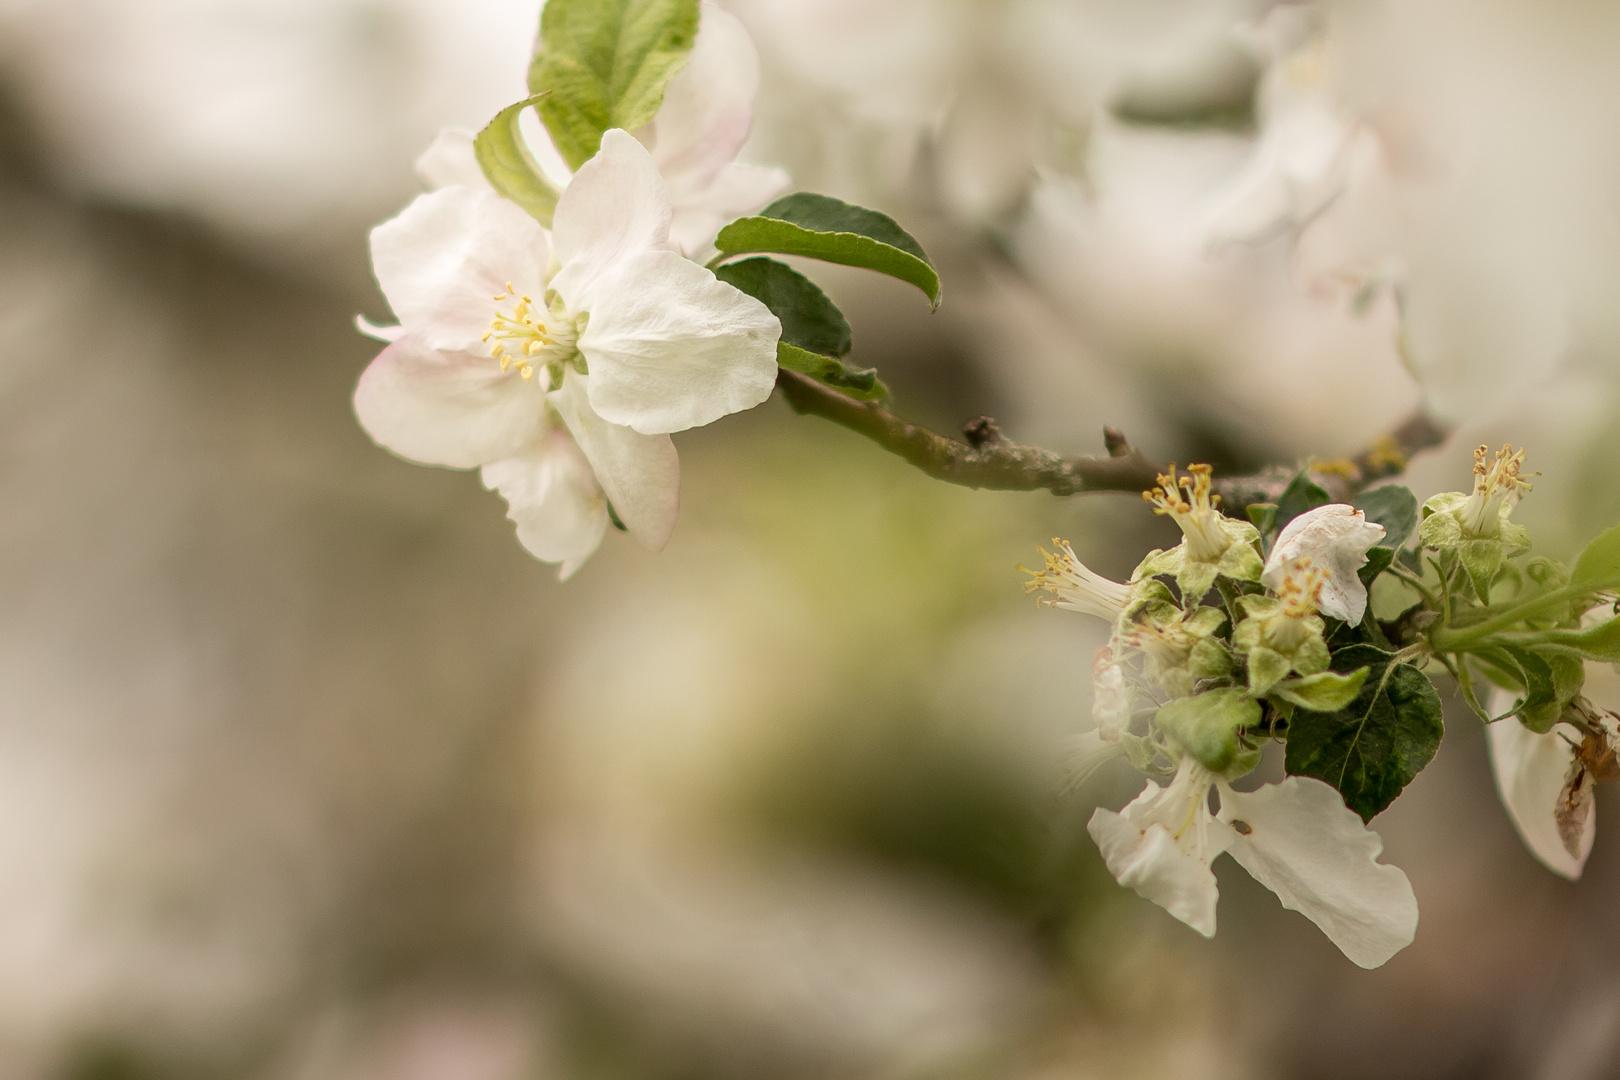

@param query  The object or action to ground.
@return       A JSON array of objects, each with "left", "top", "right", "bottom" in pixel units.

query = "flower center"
[
  {"left": 1277, "top": 558, "right": 1326, "bottom": 619},
  {"left": 484, "top": 283, "right": 579, "bottom": 385},
  {"left": 1144, "top": 465, "right": 1228, "bottom": 563}
]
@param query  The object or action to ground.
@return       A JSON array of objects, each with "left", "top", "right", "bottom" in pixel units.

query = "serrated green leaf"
[
  {"left": 529, "top": 0, "right": 701, "bottom": 171},
  {"left": 1155, "top": 688, "right": 1260, "bottom": 773},
  {"left": 776, "top": 342, "right": 887, "bottom": 401},
  {"left": 1354, "top": 485, "right": 1418, "bottom": 549},
  {"left": 1275, "top": 470, "right": 1332, "bottom": 532},
  {"left": 1271, "top": 668, "right": 1370, "bottom": 712},
  {"left": 1573, "top": 522, "right": 1620, "bottom": 590},
  {"left": 474, "top": 95, "right": 561, "bottom": 226},
  {"left": 716, "top": 193, "right": 940, "bottom": 307},
  {"left": 1284, "top": 644, "right": 1443, "bottom": 821},
  {"left": 715, "top": 257, "right": 851, "bottom": 357}
]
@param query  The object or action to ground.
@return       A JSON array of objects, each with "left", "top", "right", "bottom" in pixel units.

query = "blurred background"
[{"left": 1, "top": 0, "right": 1620, "bottom": 1077}]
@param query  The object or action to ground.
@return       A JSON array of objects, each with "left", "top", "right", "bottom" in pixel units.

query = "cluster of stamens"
[
  {"left": 1460, "top": 443, "right": 1536, "bottom": 537},
  {"left": 483, "top": 283, "right": 551, "bottom": 382},
  {"left": 1471, "top": 443, "right": 1535, "bottom": 502},
  {"left": 1144, "top": 464, "right": 1226, "bottom": 561},
  {"left": 1022, "top": 538, "right": 1131, "bottom": 618}
]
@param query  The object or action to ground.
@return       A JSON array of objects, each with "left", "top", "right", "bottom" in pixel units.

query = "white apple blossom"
[
  {"left": 1202, "top": 8, "right": 1360, "bottom": 248},
  {"left": 1090, "top": 758, "right": 1418, "bottom": 968},
  {"left": 1487, "top": 690, "right": 1619, "bottom": 881},
  {"left": 416, "top": 2, "right": 789, "bottom": 257},
  {"left": 1262, "top": 504, "right": 1386, "bottom": 624},
  {"left": 354, "top": 128, "right": 781, "bottom": 576}
]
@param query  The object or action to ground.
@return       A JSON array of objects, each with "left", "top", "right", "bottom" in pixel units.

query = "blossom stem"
[
  {"left": 1429, "top": 583, "right": 1593, "bottom": 652},
  {"left": 1384, "top": 561, "right": 1439, "bottom": 609},
  {"left": 775, "top": 369, "right": 1450, "bottom": 504}
]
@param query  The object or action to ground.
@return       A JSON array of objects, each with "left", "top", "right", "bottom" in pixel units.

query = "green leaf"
[
  {"left": 715, "top": 193, "right": 941, "bottom": 307},
  {"left": 474, "top": 95, "right": 562, "bottom": 226},
  {"left": 1155, "top": 688, "right": 1260, "bottom": 773},
  {"left": 1354, "top": 485, "right": 1418, "bottom": 549},
  {"left": 1572, "top": 522, "right": 1620, "bottom": 590},
  {"left": 1284, "top": 644, "right": 1443, "bottom": 821},
  {"left": 1274, "top": 470, "right": 1331, "bottom": 532},
  {"left": 1270, "top": 668, "right": 1370, "bottom": 712},
  {"left": 529, "top": 0, "right": 701, "bottom": 171},
  {"left": 1246, "top": 502, "right": 1278, "bottom": 537},
  {"left": 1458, "top": 538, "right": 1506, "bottom": 601},
  {"left": 776, "top": 342, "right": 887, "bottom": 401},
  {"left": 715, "top": 257, "right": 851, "bottom": 357},
  {"left": 1496, "top": 643, "right": 1556, "bottom": 708},
  {"left": 1359, "top": 546, "right": 1396, "bottom": 589}
]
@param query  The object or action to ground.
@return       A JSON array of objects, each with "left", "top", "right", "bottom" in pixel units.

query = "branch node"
[
  {"left": 963, "top": 416, "right": 1008, "bottom": 449},
  {"left": 1103, "top": 427, "right": 1132, "bottom": 458}
]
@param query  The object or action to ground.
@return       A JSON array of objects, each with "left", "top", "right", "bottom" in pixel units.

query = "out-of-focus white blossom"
[
  {"left": 1202, "top": 7, "right": 1359, "bottom": 248},
  {"left": 417, "top": 2, "right": 789, "bottom": 256}
]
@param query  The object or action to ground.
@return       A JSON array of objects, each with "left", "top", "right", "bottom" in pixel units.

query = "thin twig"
[
  {"left": 775, "top": 368, "right": 1451, "bottom": 506},
  {"left": 775, "top": 369, "right": 1162, "bottom": 495}
]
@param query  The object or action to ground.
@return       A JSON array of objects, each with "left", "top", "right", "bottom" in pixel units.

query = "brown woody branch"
[{"left": 774, "top": 369, "right": 1451, "bottom": 508}]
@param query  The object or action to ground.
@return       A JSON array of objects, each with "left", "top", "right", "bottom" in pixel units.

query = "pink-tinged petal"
[
  {"left": 1218, "top": 777, "right": 1417, "bottom": 968},
  {"left": 646, "top": 3, "right": 761, "bottom": 196},
  {"left": 668, "top": 162, "right": 792, "bottom": 257},
  {"left": 353, "top": 336, "right": 546, "bottom": 469},
  {"left": 577, "top": 250, "right": 780, "bottom": 434},
  {"left": 1487, "top": 708, "right": 1592, "bottom": 880},
  {"left": 371, "top": 186, "right": 551, "bottom": 353},
  {"left": 550, "top": 130, "right": 673, "bottom": 310},
  {"left": 414, "top": 129, "right": 490, "bottom": 191},
  {"left": 480, "top": 430, "right": 609, "bottom": 578},
  {"left": 549, "top": 369, "right": 680, "bottom": 552}
]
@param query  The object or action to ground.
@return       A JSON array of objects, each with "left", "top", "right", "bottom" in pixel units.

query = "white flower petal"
[
  {"left": 371, "top": 185, "right": 551, "bottom": 354},
  {"left": 414, "top": 128, "right": 490, "bottom": 192},
  {"left": 1263, "top": 504, "right": 1386, "bottom": 623},
  {"left": 353, "top": 336, "right": 546, "bottom": 469},
  {"left": 646, "top": 3, "right": 761, "bottom": 196},
  {"left": 481, "top": 430, "right": 609, "bottom": 578},
  {"left": 577, "top": 249, "right": 780, "bottom": 434},
  {"left": 1487, "top": 713, "right": 1592, "bottom": 880},
  {"left": 1091, "top": 647, "right": 1130, "bottom": 741},
  {"left": 549, "top": 368, "right": 680, "bottom": 552},
  {"left": 1218, "top": 777, "right": 1417, "bottom": 969},
  {"left": 668, "top": 163, "right": 792, "bottom": 257},
  {"left": 550, "top": 130, "right": 673, "bottom": 311},
  {"left": 1088, "top": 766, "right": 1234, "bottom": 937},
  {"left": 355, "top": 314, "right": 404, "bottom": 343}
]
